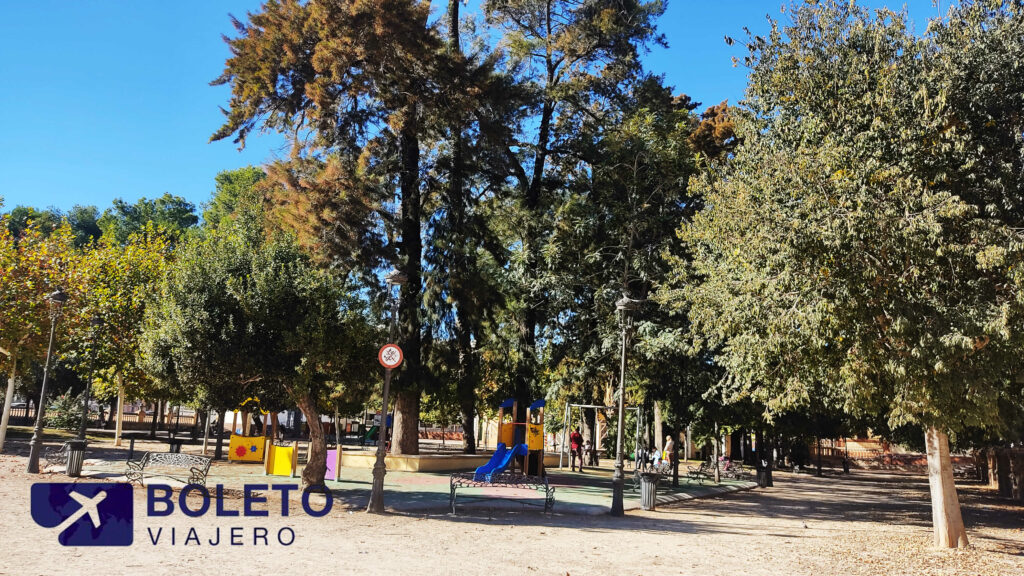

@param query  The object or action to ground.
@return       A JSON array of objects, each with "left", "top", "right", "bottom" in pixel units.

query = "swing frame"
[{"left": 558, "top": 403, "right": 641, "bottom": 469}]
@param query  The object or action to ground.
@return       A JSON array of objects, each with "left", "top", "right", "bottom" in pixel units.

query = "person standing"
[
  {"left": 664, "top": 435, "right": 676, "bottom": 463},
  {"left": 570, "top": 427, "right": 584, "bottom": 472}
]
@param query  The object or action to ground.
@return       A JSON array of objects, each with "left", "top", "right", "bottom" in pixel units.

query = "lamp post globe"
[{"left": 26, "top": 288, "right": 69, "bottom": 474}]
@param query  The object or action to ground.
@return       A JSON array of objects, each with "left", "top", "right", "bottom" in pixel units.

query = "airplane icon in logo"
[
  {"left": 53, "top": 490, "right": 107, "bottom": 535},
  {"left": 31, "top": 483, "right": 133, "bottom": 546}
]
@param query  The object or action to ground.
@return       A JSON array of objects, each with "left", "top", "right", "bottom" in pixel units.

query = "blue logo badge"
[{"left": 30, "top": 483, "right": 134, "bottom": 546}]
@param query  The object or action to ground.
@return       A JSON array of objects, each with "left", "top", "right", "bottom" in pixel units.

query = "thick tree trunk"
[
  {"left": 924, "top": 427, "right": 969, "bottom": 548},
  {"left": 295, "top": 393, "right": 326, "bottom": 488},
  {"left": 391, "top": 390, "right": 420, "bottom": 455},
  {"left": 392, "top": 111, "right": 422, "bottom": 456}
]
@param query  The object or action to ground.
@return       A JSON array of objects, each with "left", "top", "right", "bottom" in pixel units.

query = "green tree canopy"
[
  {"left": 660, "top": 0, "right": 1024, "bottom": 548},
  {"left": 203, "top": 166, "right": 266, "bottom": 229},
  {"left": 98, "top": 193, "right": 199, "bottom": 245},
  {"left": 141, "top": 203, "right": 378, "bottom": 486}
]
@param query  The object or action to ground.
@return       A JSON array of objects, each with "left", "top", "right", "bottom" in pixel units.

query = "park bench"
[
  {"left": 633, "top": 461, "right": 672, "bottom": 491},
  {"left": 44, "top": 441, "right": 73, "bottom": 468},
  {"left": 687, "top": 461, "right": 716, "bottom": 484},
  {"left": 449, "top": 472, "right": 555, "bottom": 515},
  {"left": 125, "top": 452, "right": 212, "bottom": 486},
  {"left": 721, "top": 460, "right": 749, "bottom": 481}
]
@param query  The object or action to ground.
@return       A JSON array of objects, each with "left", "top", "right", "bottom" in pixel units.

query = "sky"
[{"left": 0, "top": 0, "right": 945, "bottom": 213}]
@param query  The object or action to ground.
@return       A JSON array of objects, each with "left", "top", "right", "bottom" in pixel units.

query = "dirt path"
[{"left": 1, "top": 453, "right": 1020, "bottom": 576}]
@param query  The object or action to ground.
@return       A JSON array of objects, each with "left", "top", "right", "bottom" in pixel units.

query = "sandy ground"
[{"left": 1, "top": 451, "right": 1021, "bottom": 576}]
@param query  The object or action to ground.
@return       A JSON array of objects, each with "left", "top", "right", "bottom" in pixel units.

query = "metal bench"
[
  {"left": 687, "top": 461, "right": 716, "bottom": 484},
  {"left": 722, "top": 461, "right": 749, "bottom": 481},
  {"left": 449, "top": 472, "right": 554, "bottom": 514},
  {"left": 44, "top": 442, "right": 72, "bottom": 468},
  {"left": 633, "top": 461, "right": 672, "bottom": 491},
  {"left": 125, "top": 452, "right": 212, "bottom": 486}
]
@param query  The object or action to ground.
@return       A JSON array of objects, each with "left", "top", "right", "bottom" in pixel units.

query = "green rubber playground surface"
[{"left": 72, "top": 441, "right": 756, "bottom": 515}]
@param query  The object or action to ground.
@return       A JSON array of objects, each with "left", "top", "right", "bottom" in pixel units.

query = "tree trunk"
[
  {"left": 672, "top": 428, "right": 680, "bottom": 487},
  {"left": 973, "top": 449, "right": 988, "bottom": 483},
  {"left": 392, "top": 111, "right": 422, "bottom": 456},
  {"left": 114, "top": 374, "right": 124, "bottom": 446},
  {"left": 995, "top": 448, "right": 1012, "bottom": 498},
  {"left": 201, "top": 408, "right": 211, "bottom": 456},
  {"left": 391, "top": 390, "right": 420, "bottom": 455},
  {"left": 295, "top": 393, "right": 326, "bottom": 488},
  {"left": 816, "top": 436, "right": 823, "bottom": 477},
  {"left": 148, "top": 401, "right": 159, "bottom": 439},
  {"left": 214, "top": 409, "right": 227, "bottom": 460},
  {"left": 0, "top": 355, "right": 18, "bottom": 453},
  {"left": 455, "top": 313, "right": 477, "bottom": 455},
  {"left": 653, "top": 401, "right": 664, "bottom": 453},
  {"left": 924, "top": 426, "right": 969, "bottom": 548},
  {"left": 986, "top": 448, "right": 999, "bottom": 489},
  {"left": 713, "top": 422, "right": 721, "bottom": 483},
  {"left": 1010, "top": 452, "right": 1024, "bottom": 502}
]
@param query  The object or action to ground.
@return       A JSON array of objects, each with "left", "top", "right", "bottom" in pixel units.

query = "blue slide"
[{"left": 474, "top": 443, "right": 528, "bottom": 481}]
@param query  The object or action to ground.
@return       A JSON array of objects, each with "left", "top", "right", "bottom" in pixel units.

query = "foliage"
[
  {"left": 45, "top": 389, "right": 84, "bottom": 431},
  {"left": 141, "top": 202, "right": 379, "bottom": 485},
  {"left": 203, "top": 166, "right": 267, "bottom": 229},
  {"left": 75, "top": 225, "right": 171, "bottom": 401},
  {"left": 5, "top": 206, "right": 63, "bottom": 239},
  {"left": 0, "top": 219, "right": 82, "bottom": 378},
  {"left": 662, "top": 1, "right": 1024, "bottom": 436},
  {"left": 98, "top": 193, "right": 198, "bottom": 245}
]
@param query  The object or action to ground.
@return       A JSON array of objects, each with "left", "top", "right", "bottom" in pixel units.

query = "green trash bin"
[
  {"left": 66, "top": 439, "right": 87, "bottom": 477},
  {"left": 640, "top": 472, "right": 660, "bottom": 511}
]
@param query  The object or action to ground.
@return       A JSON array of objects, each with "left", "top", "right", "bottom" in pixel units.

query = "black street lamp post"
[
  {"left": 26, "top": 288, "right": 69, "bottom": 474},
  {"left": 367, "top": 269, "right": 407, "bottom": 514},
  {"left": 611, "top": 294, "right": 642, "bottom": 516}
]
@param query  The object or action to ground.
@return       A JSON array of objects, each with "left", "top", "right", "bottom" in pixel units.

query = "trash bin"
[
  {"left": 640, "top": 472, "right": 660, "bottom": 511},
  {"left": 66, "top": 439, "right": 87, "bottom": 478}
]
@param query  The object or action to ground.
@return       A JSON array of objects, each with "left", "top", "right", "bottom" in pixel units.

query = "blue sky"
[{"left": 0, "top": 0, "right": 944, "bottom": 213}]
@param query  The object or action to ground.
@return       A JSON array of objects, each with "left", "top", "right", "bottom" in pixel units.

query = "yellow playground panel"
[
  {"left": 264, "top": 441, "right": 298, "bottom": 477},
  {"left": 228, "top": 434, "right": 265, "bottom": 462}
]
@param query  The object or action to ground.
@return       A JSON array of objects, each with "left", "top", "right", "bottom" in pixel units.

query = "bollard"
[{"left": 66, "top": 439, "right": 87, "bottom": 477}]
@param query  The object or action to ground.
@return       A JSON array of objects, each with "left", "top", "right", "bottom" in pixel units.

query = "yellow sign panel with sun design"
[{"left": 228, "top": 434, "right": 266, "bottom": 462}]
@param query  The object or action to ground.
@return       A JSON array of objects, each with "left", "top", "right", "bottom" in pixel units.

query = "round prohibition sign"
[{"left": 378, "top": 343, "right": 403, "bottom": 369}]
